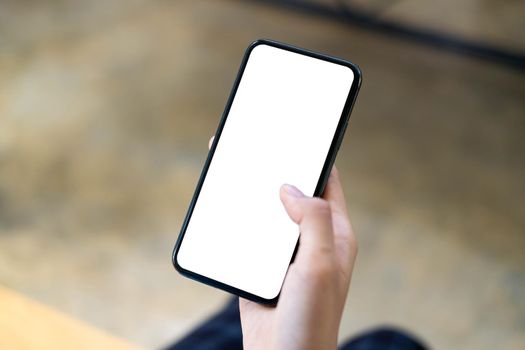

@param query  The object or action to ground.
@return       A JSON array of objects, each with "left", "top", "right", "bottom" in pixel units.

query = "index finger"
[{"left": 322, "top": 166, "right": 349, "bottom": 220}]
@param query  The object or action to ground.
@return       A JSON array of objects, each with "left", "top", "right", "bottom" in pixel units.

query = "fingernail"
[{"left": 282, "top": 184, "right": 304, "bottom": 198}]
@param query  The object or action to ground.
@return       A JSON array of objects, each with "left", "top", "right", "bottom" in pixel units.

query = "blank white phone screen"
[{"left": 177, "top": 43, "right": 354, "bottom": 300}]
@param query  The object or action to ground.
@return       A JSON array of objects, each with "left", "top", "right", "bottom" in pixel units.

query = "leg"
[
  {"left": 339, "top": 327, "right": 428, "bottom": 350},
  {"left": 164, "top": 297, "right": 243, "bottom": 350}
]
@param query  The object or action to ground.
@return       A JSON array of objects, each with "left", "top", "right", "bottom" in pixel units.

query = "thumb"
[{"left": 280, "top": 184, "right": 334, "bottom": 262}]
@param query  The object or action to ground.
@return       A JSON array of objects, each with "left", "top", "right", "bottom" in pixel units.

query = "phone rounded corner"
[
  {"left": 340, "top": 60, "right": 362, "bottom": 82},
  {"left": 260, "top": 291, "right": 281, "bottom": 306},
  {"left": 248, "top": 38, "right": 268, "bottom": 48},
  {"left": 352, "top": 64, "right": 363, "bottom": 88},
  {"left": 235, "top": 283, "right": 282, "bottom": 306},
  {"left": 171, "top": 245, "right": 185, "bottom": 273},
  {"left": 348, "top": 62, "right": 362, "bottom": 90},
  {"left": 246, "top": 39, "right": 273, "bottom": 56}
]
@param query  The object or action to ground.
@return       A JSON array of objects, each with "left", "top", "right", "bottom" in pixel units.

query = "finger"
[
  {"left": 322, "top": 166, "right": 348, "bottom": 215},
  {"left": 322, "top": 167, "right": 357, "bottom": 279},
  {"left": 323, "top": 166, "right": 352, "bottom": 233},
  {"left": 280, "top": 184, "right": 334, "bottom": 261},
  {"left": 208, "top": 136, "right": 215, "bottom": 150}
]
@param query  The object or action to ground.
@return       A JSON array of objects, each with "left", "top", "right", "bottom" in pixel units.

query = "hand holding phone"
[
  {"left": 203, "top": 136, "right": 358, "bottom": 350},
  {"left": 173, "top": 39, "right": 361, "bottom": 303},
  {"left": 244, "top": 167, "right": 357, "bottom": 350}
]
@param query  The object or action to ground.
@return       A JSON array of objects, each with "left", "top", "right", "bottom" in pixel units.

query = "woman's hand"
[{"left": 208, "top": 136, "right": 358, "bottom": 350}]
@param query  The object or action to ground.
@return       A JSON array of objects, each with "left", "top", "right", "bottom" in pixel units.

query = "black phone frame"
[{"left": 172, "top": 39, "right": 362, "bottom": 305}]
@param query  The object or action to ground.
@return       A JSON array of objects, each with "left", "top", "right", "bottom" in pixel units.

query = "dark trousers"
[{"left": 166, "top": 298, "right": 428, "bottom": 350}]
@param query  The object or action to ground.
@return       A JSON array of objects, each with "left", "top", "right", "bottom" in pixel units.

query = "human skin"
[{"left": 208, "top": 136, "right": 358, "bottom": 350}]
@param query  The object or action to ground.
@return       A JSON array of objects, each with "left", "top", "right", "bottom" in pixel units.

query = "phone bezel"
[{"left": 172, "top": 39, "right": 362, "bottom": 304}]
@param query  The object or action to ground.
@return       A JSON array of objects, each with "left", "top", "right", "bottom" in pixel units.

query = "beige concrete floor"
[{"left": 0, "top": 0, "right": 524, "bottom": 349}]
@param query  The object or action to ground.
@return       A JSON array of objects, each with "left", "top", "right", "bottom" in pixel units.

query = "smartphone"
[{"left": 172, "top": 39, "right": 361, "bottom": 304}]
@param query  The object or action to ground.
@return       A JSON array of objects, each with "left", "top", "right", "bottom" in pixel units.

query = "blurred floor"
[{"left": 0, "top": 0, "right": 524, "bottom": 349}]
